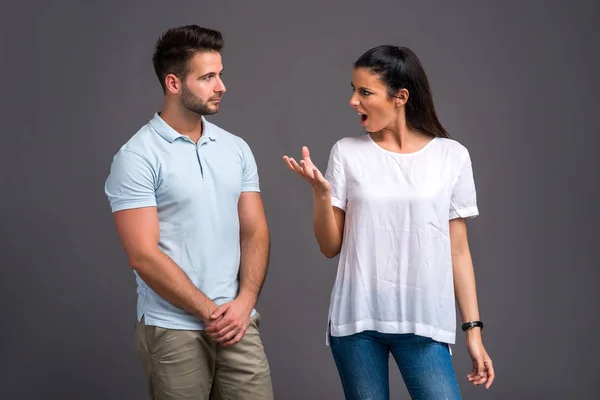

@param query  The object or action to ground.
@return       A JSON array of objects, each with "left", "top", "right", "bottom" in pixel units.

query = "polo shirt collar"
[{"left": 149, "top": 112, "right": 218, "bottom": 143}]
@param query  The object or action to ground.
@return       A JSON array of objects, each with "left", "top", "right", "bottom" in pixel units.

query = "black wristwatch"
[{"left": 461, "top": 321, "right": 484, "bottom": 331}]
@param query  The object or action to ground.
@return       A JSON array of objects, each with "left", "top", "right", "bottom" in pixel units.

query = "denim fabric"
[{"left": 330, "top": 331, "right": 461, "bottom": 400}]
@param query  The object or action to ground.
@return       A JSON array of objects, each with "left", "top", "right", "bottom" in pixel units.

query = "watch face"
[{"left": 462, "top": 321, "right": 482, "bottom": 331}]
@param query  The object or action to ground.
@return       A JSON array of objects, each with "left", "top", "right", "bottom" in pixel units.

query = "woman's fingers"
[
  {"left": 284, "top": 155, "right": 315, "bottom": 181},
  {"left": 299, "top": 160, "right": 314, "bottom": 179},
  {"left": 283, "top": 156, "right": 296, "bottom": 172},
  {"left": 302, "top": 146, "right": 314, "bottom": 167},
  {"left": 287, "top": 157, "right": 303, "bottom": 174},
  {"left": 313, "top": 166, "right": 326, "bottom": 182},
  {"left": 284, "top": 148, "right": 325, "bottom": 186}
]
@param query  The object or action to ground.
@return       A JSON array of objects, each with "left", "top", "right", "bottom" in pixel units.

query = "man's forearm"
[
  {"left": 237, "top": 229, "right": 270, "bottom": 306},
  {"left": 131, "top": 249, "right": 216, "bottom": 321}
]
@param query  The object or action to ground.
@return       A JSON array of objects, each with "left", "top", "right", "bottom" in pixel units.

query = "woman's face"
[{"left": 349, "top": 67, "right": 404, "bottom": 133}]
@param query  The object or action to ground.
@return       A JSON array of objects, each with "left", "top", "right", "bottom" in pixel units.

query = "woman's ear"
[{"left": 395, "top": 88, "right": 409, "bottom": 107}]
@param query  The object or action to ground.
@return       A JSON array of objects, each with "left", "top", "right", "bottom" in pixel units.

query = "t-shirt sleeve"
[
  {"left": 104, "top": 149, "right": 157, "bottom": 213},
  {"left": 240, "top": 140, "right": 260, "bottom": 192},
  {"left": 449, "top": 149, "right": 479, "bottom": 220},
  {"left": 324, "top": 141, "right": 347, "bottom": 211}
]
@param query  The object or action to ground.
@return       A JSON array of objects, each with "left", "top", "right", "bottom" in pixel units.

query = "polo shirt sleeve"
[
  {"left": 240, "top": 141, "right": 260, "bottom": 192},
  {"left": 104, "top": 149, "right": 157, "bottom": 213},
  {"left": 324, "top": 141, "right": 346, "bottom": 211},
  {"left": 449, "top": 149, "right": 479, "bottom": 220}
]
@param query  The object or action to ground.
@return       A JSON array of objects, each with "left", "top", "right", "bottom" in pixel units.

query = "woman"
[{"left": 283, "top": 45, "right": 494, "bottom": 399}]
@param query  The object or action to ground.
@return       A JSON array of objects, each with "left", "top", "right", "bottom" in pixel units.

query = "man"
[{"left": 104, "top": 25, "right": 273, "bottom": 399}]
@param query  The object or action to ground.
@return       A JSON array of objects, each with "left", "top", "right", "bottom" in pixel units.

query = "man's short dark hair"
[{"left": 152, "top": 25, "right": 224, "bottom": 92}]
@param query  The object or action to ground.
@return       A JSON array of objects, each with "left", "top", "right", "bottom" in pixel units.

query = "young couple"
[{"left": 105, "top": 24, "right": 495, "bottom": 400}]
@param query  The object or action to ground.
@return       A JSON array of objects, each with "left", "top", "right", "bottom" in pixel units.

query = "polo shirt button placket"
[{"left": 196, "top": 139, "right": 208, "bottom": 181}]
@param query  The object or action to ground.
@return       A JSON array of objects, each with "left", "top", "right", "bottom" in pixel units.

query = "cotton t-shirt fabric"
[{"left": 324, "top": 134, "right": 479, "bottom": 345}]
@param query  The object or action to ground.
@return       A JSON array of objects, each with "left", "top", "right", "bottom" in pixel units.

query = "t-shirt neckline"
[{"left": 367, "top": 134, "right": 438, "bottom": 156}]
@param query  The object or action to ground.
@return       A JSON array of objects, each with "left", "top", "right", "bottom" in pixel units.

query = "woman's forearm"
[
  {"left": 450, "top": 218, "right": 483, "bottom": 339},
  {"left": 453, "top": 247, "right": 483, "bottom": 341},
  {"left": 453, "top": 249, "right": 481, "bottom": 322},
  {"left": 312, "top": 189, "right": 344, "bottom": 258}
]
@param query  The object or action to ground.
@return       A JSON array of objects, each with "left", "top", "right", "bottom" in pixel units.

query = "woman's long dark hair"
[{"left": 354, "top": 45, "right": 449, "bottom": 138}]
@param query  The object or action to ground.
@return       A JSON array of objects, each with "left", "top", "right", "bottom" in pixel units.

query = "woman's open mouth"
[{"left": 358, "top": 112, "right": 368, "bottom": 126}]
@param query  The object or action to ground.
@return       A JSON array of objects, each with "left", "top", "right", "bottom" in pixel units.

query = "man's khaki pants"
[{"left": 134, "top": 312, "right": 274, "bottom": 400}]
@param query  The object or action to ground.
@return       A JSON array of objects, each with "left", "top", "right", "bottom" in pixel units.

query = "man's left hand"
[{"left": 204, "top": 297, "right": 254, "bottom": 346}]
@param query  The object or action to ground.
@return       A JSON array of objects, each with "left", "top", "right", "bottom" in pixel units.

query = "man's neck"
[{"left": 160, "top": 103, "right": 204, "bottom": 143}]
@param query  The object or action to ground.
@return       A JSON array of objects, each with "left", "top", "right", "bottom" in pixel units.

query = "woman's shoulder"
[
  {"left": 433, "top": 136, "right": 471, "bottom": 159},
  {"left": 331, "top": 134, "right": 371, "bottom": 151}
]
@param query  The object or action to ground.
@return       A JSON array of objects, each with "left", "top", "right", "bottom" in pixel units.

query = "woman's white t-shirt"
[{"left": 324, "top": 134, "right": 479, "bottom": 345}]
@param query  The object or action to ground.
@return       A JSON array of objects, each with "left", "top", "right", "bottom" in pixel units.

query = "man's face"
[{"left": 180, "top": 51, "right": 226, "bottom": 115}]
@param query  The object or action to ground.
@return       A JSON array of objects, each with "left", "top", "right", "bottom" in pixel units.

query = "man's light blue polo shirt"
[{"left": 104, "top": 113, "right": 260, "bottom": 330}]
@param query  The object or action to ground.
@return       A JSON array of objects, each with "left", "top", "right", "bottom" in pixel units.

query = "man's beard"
[{"left": 181, "top": 84, "right": 220, "bottom": 116}]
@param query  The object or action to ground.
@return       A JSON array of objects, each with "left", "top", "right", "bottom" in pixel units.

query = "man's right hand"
[{"left": 198, "top": 302, "right": 220, "bottom": 327}]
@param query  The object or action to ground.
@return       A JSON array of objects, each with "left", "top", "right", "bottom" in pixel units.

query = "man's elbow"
[
  {"left": 240, "top": 226, "right": 270, "bottom": 247},
  {"left": 126, "top": 249, "right": 156, "bottom": 272}
]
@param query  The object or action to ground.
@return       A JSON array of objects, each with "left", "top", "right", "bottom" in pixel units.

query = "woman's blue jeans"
[{"left": 330, "top": 331, "right": 462, "bottom": 400}]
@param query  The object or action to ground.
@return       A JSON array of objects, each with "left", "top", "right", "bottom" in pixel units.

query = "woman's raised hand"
[{"left": 283, "top": 146, "right": 331, "bottom": 194}]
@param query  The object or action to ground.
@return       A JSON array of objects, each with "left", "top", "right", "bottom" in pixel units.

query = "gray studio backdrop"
[{"left": 1, "top": 1, "right": 599, "bottom": 399}]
